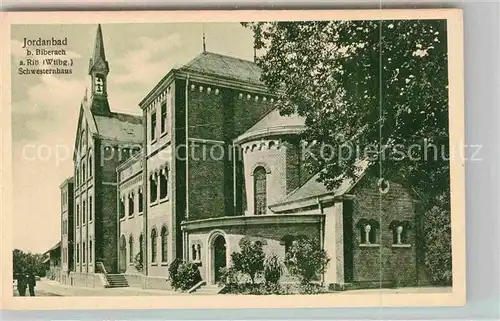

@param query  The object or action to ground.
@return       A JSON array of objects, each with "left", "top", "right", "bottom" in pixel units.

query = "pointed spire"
[{"left": 93, "top": 24, "right": 106, "bottom": 62}]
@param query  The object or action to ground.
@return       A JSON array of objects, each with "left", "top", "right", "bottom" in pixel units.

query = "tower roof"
[
  {"left": 89, "top": 24, "right": 109, "bottom": 74},
  {"left": 93, "top": 24, "right": 106, "bottom": 63}
]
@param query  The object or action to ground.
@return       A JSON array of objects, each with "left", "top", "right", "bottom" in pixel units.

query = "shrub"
[
  {"left": 264, "top": 253, "right": 284, "bottom": 285},
  {"left": 423, "top": 202, "right": 452, "bottom": 285},
  {"left": 285, "top": 236, "right": 330, "bottom": 285},
  {"left": 218, "top": 266, "right": 239, "bottom": 287},
  {"left": 231, "top": 239, "right": 265, "bottom": 284},
  {"left": 134, "top": 253, "right": 143, "bottom": 272},
  {"left": 169, "top": 260, "right": 202, "bottom": 291}
]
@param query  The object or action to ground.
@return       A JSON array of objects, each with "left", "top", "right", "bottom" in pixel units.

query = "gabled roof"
[
  {"left": 270, "top": 159, "right": 370, "bottom": 211},
  {"left": 180, "top": 51, "right": 263, "bottom": 85},
  {"left": 234, "top": 108, "right": 306, "bottom": 144},
  {"left": 43, "top": 241, "right": 61, "bottom": 256},
  {"left": 94, "top": 112, "right": 143, "bottom": 142}
]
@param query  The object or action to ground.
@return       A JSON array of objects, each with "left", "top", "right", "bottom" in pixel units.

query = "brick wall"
[{"left": 346, "top": 175, "right": 417, "bottom": 285}]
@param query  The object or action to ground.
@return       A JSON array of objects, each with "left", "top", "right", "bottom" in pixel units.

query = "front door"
[{"left": 213, "top": 235, "right": 227, "bottom": 283}]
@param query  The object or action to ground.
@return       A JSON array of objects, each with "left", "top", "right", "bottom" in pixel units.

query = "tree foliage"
[
  {"left": 285, "top": 237, "right": 330, "bottom": 285},
  {"left": 231, "top": 239, "right": 265, "bottom": 284},
  {"left": 13, "top": 249, "right": 46, "bottom": 278},
  {"left": 243, "top": 20, "right": 450, "bottom": 213}
]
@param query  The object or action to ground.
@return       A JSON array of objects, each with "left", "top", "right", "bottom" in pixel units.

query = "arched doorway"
[
  {"left": 119, "top": 235, "right": 126, "bottom": 273},
  {"left": 212, "top": 235, "right": 227, "bottom": 283}
]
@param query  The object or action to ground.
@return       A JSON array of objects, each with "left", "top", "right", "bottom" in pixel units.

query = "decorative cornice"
[{"left": 181, "top": 213, "right": 324, "bottom": 232}]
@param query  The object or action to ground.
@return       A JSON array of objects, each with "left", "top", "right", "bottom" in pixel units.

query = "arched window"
[
  {"left": 151, "top": 228, "right": 158, "bottom": 263},
  {"left": 82, "top": 201, "right": 86, "bottom": 224},
  {"left": 390, "top": 220, "right": 411, "bottom": 245},
  {"left": 139, "top": 233, "right": 144, "bottom": 262},
  {"left": 160, "top": 168, "right": 168, "bottom": 199},
  {"left": 196, "top": 244, "right": 202, "bottom": 261},
  {"left": 88, "top": 154, "right": 93, "bottom": 177},
  {"left": 119, "top": 198, "right": 125, "bottom": 219},
  {"left": 138, "top": 189, "right": 144, "bottom": 213},
  {"left": 253, "top": 166, "right": 267, "bottom": 215},
  {"left": 161, "top": 226, "right": 168, "bottom": 262},
  {"left": 150, "top": 174, "right": 158, "bottom": 202},
  {"left": 129, "top": 235, "right": 134, "bottom": 264},
  {"left": 128, "top": 193, "right": 134, "bottom": 216},
  {"left": 192, "top": 244, "right": 197, "bottom": 261},
  {"left": 356, "top": 219, "right": 380, "bottom": 244}
]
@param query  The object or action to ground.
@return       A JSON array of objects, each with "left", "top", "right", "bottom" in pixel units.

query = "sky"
[{"left": 11, "top": 22, "right": 255, "bottom": 253}]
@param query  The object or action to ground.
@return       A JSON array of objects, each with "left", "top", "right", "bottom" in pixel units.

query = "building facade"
[
  {"left": 60, "top": 177, "right": 74, "bottom": 285},
  {"left": 60, "top": 24, "right": 425, "bottom": 290}
]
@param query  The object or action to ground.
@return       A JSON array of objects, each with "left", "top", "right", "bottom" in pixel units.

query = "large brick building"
[{"left": 61, "top": 24, "right": 426, "bottom": 290}]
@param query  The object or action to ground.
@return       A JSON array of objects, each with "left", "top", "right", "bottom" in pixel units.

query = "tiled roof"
[
  {"left": 246, "top": 108, "right": 306, "bottom": 134},
  {"left": 180, "top": 51, "right": 263, "bottom": 85},
  {"left": 94, "top": 112, "right": 143, "bottom": 142},
  {"left": 272, "top": 160, "right": 370, "bottom": 206}
]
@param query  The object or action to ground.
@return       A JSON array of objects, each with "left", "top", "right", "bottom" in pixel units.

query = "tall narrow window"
[
  {"left": 128, "top": 193, "right": 134, "bottom": 216},
  {"left": 119, "top": 198, "right": 125, "bottom": 219},
  {"left": 151, "top": 229, "right": 157, "bottom": 263},
  {"left": 150, "top": 174, "right": 158, "bottom": 202},
  {"left": 89, "top": 240, "right": 93, "bottom": 263},
  {"left": 88, "top": 154, "right": 93, "bottom": 177},
  {"left": 161, "top": 226, "right": 168, "bottom": 262},
  {"left": 139, "top": 234, "right": 144, "bottom": 262},
  {"left": 150, "top": 111, "right": 157, "bottom": 141},
  {"left": 129, "top": 235, "right": 134, "bottom": 264},
  {"left": 76, "top": 244, "right": 80, "bottom": 263},
  {"left": 82, "top": 201, "right": 86, "bottom": 224},
  {"left": 76, "top": 169, "right": 79, "bottom": 186},
  {"left": 76, "top": 205, "right": 80, "bottom": 227},
  {"left": 160, "top": 168, "right": 168, "bottom": 199},
  {"left": 253, "top": 166, "right": 267, "bottom": 215},
  {"left": 160, "top": 102, "right": 167, "bottom": 133},
  {"left": 82, "top": 163, "right": 86, "bottom": 183},
  {"left": 82, "top": 242, "right": 86, "bottom": 263},
  {"left": 138, "top": 189, "right": 144, "bottom": 212},
  {"left": 89, "top": 196, "right": 93, "bottom": 221}
]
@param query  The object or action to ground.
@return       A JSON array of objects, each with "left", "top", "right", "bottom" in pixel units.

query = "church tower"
[{"left": 88, "top": 24, "right": 111, "bottom": 115}]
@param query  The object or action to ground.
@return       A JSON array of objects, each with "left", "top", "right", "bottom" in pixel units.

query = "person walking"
[
  {"left": 16, "top": 273, "right": 27, "bottom": 296},
  {"left": 27, "top": 272, "right": 36, "bottom": 297}
]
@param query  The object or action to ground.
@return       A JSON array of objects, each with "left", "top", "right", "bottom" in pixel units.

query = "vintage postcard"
[{"left": 0, "top": 9, "right": 465, "bottom": 310}]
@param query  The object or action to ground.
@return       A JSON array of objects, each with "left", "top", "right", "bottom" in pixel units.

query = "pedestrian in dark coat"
[
  {"left": 27, "top": 272, "right": 36, "bottom": 297},
  {"left": 17, "top": 273, "right": 27, "bottom": 296}
]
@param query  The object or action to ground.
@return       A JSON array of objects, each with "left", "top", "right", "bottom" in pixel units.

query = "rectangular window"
[
  {"left": 160, "top": 102, "right": 167, "bottom": 134},
  {"left": 89, "top": 196, "right": 93, "bottom": 221},
  {"left": 83, "top": 242, "right": 86, "bottom": 263},
  {"left": 76, "top": 244, "right": 80, "bottom": 263},
  {"left": 88, "top": 154, "right": 93, "bottom": 177},
  {"left": 83, "top": 201, "right": 86, "bottom": 224},
  {"left": 150, "top": 111, "right": 157, "bottom": 141},
  {"left": 76, "top": 205, "right": 80, "bottom": 227}
]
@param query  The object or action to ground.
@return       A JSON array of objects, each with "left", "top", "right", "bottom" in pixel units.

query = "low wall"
[{"left": 68, "top": 272, "right": 106, "bottom": 288}]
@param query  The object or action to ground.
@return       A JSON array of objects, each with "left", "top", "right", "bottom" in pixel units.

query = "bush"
[
  {"left": 217, "top": 266, "right": 239, "bottom": 287},
  {"left": 285, "top": 236, "right": 330, "bottom": 285},
  {"left": 423, "top": 202, "right": 452, "bottom": 285},
  {"left": 169, "top": 259, "right": 202, "bottom": 291},
  {"left": 231, "top": 239, "right": 265, "bottom": 284},
  {"left": 264, "top": 253, "right": 284, "bottom": 285},
  {"left": 134, "top": 253, "right": 143, "bottom": 272}
]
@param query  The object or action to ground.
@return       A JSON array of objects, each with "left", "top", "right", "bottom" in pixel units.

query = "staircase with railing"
[{"left": 96, "top": 261, "right": 129, "bottom": 288}]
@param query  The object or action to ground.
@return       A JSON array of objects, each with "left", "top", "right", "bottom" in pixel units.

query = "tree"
[
  {"left": 231, "top": 239, "right": 265, "bottom": 284},
  {"left": 13, "top": 249, "right": 46, "bottom": 277},
  {"left": 285, "top": 237, "right": 330, "bottom": 285},
  {"left": 244, "top": 20, "right": 452, "bottom": 282},
  {"left": 243, "top": 20, "right": 450, "bottom": 214}
]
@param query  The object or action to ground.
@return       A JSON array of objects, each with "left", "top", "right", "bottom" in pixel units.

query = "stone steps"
[{"left": 105, "top": 274, "right": 129, "bottom": 288}]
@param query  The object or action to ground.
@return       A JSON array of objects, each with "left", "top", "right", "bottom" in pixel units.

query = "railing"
[{"left": 96, "top": 262, "right": 108, "bottom": 275}]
